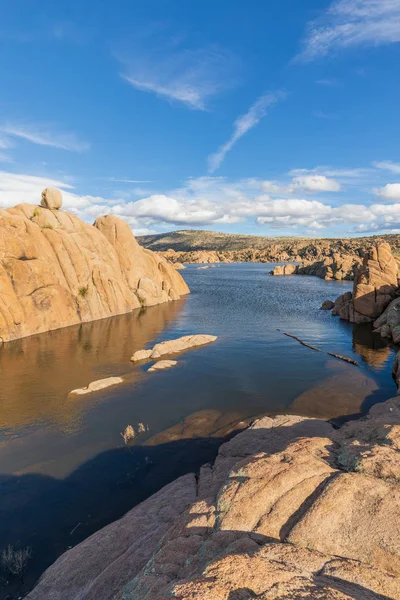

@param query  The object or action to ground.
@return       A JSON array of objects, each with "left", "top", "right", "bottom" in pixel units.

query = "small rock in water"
[
  {"left": 131, "top": 334, "right": 217, "bottom": 363},
  {"left": 69, "top": 377, "right": 123, "bottom": 396},
  {"left": 320, "top": 300, "right": 335, "bottom": 310},
  {"left": 131, "top": 349, "right": 153, "bottom": 362},
  {"left": 148, "top": 360, "right": 177, "bottom": 372}
]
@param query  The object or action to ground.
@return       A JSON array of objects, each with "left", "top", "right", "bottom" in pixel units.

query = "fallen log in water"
[
  {"left": 327, "top": 352, "right": 359, "bottom": 366},
  {"left": 281, "top": 331, "right": 359, "bottom": 367},
  {"left": 283, "top": 333, "right": 323, "bottom": 353}
]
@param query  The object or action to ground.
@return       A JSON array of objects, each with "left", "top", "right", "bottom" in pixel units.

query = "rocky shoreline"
[
  {"left": 137, "top": 231, "right": 400, "bottom": 282},
  {"left": 8, "top": 237, "right": 400, "bottom": 599},
  {"left": 27, "top": 393, "right": 400, "bottom": 599}
]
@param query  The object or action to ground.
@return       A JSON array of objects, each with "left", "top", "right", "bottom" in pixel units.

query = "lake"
[{"left": 0, "top": 263, "right": 397, "bottom": 597}]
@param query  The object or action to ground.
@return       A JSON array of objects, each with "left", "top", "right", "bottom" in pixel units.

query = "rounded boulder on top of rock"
[
  {"left": 41, "top": 187, "right": 63, "bottom": 210},
  {"left": 320, "top": 300, "right": 335, "bottom": 311}
]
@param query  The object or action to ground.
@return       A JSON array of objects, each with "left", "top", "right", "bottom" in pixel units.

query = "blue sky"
[{"left": 0, "top": 0, "right": 400, "bottom": 237}]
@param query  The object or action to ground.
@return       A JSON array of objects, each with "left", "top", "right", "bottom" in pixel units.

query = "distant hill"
[
  {"left": 138, "top": 230, "right": 313, "bottom": 252},
  {"left": 137, "top": 229, "right": 400, "bottom": 253}
]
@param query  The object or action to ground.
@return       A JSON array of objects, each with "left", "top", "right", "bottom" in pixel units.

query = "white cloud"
[
  {"left": 0, "top": 171, "right": 74, "bottom": 208},
  {"left": 0, "top": 123, "right": 89, "bottom": 152},
  {"left": 373, "top": 161, "right": 400, "bottom": 174},
  {"left": 4, "top": 169, "right": 400, "bottom": 236},
  {"left": 375, "top": 183, "right": 400, "bottom": 200},
  {"left": 290, "top": 174, "right": 341, "bottom": 192},
  {"left": 208, "top": 91, "right": 286, "bottom": 173},
  {"left": 121, "top": 45, "right": 236, "bottom": 110},
  {"left": 297, "top": 0, "right": 400, "bottom": 61}
]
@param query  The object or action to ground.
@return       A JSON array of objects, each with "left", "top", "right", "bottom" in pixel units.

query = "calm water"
[{"left": 0, "top": 263, "right": 397, "bottom": 596}]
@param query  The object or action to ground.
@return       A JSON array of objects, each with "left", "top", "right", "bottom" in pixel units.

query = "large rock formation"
[
  {"left": 0, "top": 192, "right": 189, "bottom": 343},
  {"left": 28, "top": 398, "right": 400, "bottom": 599},
  {"left": 333, "top": 241, "right": 398, "bottom": 324}
]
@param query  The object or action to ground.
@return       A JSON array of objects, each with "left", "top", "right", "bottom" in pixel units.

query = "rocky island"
[{"left": 0, "top": 189, "right": 189, "bottom": 343}]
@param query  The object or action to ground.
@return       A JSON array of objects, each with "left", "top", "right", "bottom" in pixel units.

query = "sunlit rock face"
[
  {"left": 28, "top": 400, "right": 400, "bottom": 600},
  {"left": 333, "top": 241, "right": 399, "bottom": 325},
  {"left": 0, "top": 192, "right": 189, "bottom": 343}
]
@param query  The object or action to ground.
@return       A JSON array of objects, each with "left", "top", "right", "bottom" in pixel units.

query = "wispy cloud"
[
  {"left": 297, "top": 0, "right": 400, "bottom": 61},
  {"left": 373, "top": 160, "right": 400, "bottom": 174},
  {"left": 0, "top": 123, "right": 89, "bottom": 152},
  {"left": 208, "top": 91, "right": 286, "bottom": 173},
  {"left": 120, "top": 44, "right": 237, "bottom": 110}
]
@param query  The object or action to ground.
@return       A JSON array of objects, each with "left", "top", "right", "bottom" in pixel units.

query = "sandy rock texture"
[
  {"left": 270, "top": 264, "right": 297, "bottom": 276},
  {"left": 0, "top": 192, "right": 189, "bottom": 343},
  {"left": 28, "top": 398, "right": 400, "bottom": 600},
  {"left": 333, "top": 241, "right": 399, "bottom": 324},
  {"left": 27, "top": 474, "right": 196, "bottom": 600},
  {"left": 147, "top": 359, "right": 177, "bottom": 372},
  {"left": 270, "top": 254, "right": 361, "bottom": 280},
  {"left": 130, "top": 334, "right": 217, "bottom": 362},
  {"left": 68, "top": 377, "right": 124, "bottom": 396}
]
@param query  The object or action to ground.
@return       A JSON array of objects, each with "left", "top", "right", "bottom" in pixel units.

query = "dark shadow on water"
[
  {"left": 0, "top": 430, "right": 240, "bottom": 599},
  {"left": 0, "top": 418, "right": 394, "bottom": 600}
]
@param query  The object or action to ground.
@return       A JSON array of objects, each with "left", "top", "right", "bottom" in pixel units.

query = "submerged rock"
[
  {"left": 130, "top": 334, "right": 217, "bottom": 362},
  {"left": 69, "top": 377, "right": 124, "bottom": 396},
  {"left": 147, "top": 360, "right": 177, "bottom": 372}
]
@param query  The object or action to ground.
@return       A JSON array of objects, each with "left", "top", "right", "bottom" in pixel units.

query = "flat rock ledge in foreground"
[{"left": 28, "top": 397, "right": 400, "bottom": 599}]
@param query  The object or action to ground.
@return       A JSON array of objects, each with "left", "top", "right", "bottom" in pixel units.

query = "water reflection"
[
  {"left": 0, "top": 300, "right": 185, "bottom": 434},
  {"left": 352, "top": 323, "right": 393, "bottom": 368}
]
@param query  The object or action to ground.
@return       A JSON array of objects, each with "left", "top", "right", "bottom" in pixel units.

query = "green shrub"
[{"left": 78, "top": 286, "right": 89, "bottom": 298}]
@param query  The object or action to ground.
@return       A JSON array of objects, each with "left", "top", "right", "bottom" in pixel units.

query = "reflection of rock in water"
[
  {"left": 290, "top": 360, "right": 378, "bottom": 420},
  {"left": 146, "top": 410, "right": 251, "bottom": 446},
  {"left": 352, "top": 323, "right": 392, "bottom": 368},
  {"left": 0, "top": 300, "right": 184, "bottom": 433}
]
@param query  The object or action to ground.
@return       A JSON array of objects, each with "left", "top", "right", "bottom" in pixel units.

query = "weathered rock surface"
[
  {"left": 374, "top": 297, "right": 400, "bottom": 343},
  {"left": 147, "top": 359, "right": 177, "bottom": 372},
  {"left": 333, "top": 242, "right": 399, "bottom": 324},
  {"left": 68, "top": 377, "right": 124, "bottom": 396},
  {"left": 321, "top": 299, "right": 335, "bottom": 310},
  {"left": 0, "top": 192, "right": 189, "bottom": 343},
  {"left": 353, "top": 242, "right": 398, "bottom": 318},
  {"left": 270, "top": 263, "right": 297, "bottom": 276},
  {"left": 28, "top": 397, "right": 400, "bottom": 600},
  {"left": 27, "top": 474, "right": 196, "bottom": 600},
  {"left": 41, "top": 187, "right": 63, "bottom": 210},
  {"left": 130, "top": 334, "right": 217, "bottom": 362}
]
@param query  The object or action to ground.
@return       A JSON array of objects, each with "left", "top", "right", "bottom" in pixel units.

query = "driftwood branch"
[
  {"left": 282, "top": 333, "right": 323, "bottom": 353},
  {"left": 281, "top": 331, "right": 359, "bottom": 367}
]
